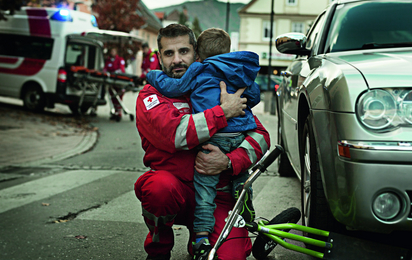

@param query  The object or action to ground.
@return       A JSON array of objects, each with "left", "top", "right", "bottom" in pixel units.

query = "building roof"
[
  {"left": 151, "top": 0, "right": 246, "bottom": 34},
  {"left": 138, "top": 0, "right": 163, "bottom": 32}
]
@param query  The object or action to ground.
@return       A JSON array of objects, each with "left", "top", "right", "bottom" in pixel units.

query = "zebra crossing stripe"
[
  {"left": 78, "top": 190, "right": 143, "bottom": 223},
  {"left": 0, "top": 170, "right": 118, "bottom": 214}
]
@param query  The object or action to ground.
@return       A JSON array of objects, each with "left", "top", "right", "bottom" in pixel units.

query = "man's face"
[
  {"left": 159, "top": 35, "right": 196, "bottom": 78},
  {"left": 110, "top": 48, "right": 117, "bottom": 57},
  {"left": 142, "top": 47, "right": 150, "bottom": 56}
]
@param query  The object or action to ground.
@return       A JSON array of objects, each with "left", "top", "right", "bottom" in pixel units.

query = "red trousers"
[{"left": 134, "top": 170, "right": 252, "bottom": 259}]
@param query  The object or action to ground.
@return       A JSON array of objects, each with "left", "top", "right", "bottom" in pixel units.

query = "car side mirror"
[{"left": 275, "top": 33, "right": 311, "bottom": 56}]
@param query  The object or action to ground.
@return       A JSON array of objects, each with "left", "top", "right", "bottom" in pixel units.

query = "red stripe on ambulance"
[
  {"left": 0, "top": 9, "right": 50, "bottom": 75},
  {"left": 26, "top": 9, "right": 51, "bottom": 37},
  {"left": 0, "top": 57, "right": 18, "bottom": 64}
]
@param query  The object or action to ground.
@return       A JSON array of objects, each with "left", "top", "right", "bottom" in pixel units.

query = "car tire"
[
  {"left": 300, "top": 115, "right": 343, "bottom": 242},
  {"left": 277, "top": 116, "right": 295, "bottom": 177},
  {"left": 23, "top": 84, "right": 46, "bottom": 112}
]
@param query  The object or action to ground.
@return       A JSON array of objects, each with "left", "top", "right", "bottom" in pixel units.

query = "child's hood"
[{"left": 203, "top": 51, "right": 260, "bottom": 87}]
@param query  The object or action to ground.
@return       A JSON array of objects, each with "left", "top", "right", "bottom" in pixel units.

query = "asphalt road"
[{"left": 0, "top": 92, "right": 314, "bottom": 260}]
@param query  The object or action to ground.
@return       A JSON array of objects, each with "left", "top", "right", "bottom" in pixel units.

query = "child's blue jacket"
[{"left": 147, "top": 51, "right": 261, "bottom": 133}]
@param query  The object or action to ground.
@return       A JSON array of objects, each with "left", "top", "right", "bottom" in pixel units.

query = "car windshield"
[{"left": 325, "top": 1, "right": 412, "bottom": 53}]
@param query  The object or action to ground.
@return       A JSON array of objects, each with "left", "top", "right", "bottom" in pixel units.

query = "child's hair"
[{"left": 196, "top": 28, "right": 231, "bottom": 61}]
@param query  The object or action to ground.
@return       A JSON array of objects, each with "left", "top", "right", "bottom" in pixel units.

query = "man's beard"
[
  {"left": 161, "top": 54, "right": 196, "bottom": 78},
  {"left": 164, "top": 63, "right": 189, "bottom": 79}
]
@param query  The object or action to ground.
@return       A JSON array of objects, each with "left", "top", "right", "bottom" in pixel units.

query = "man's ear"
[
  {"left": 195, "top": 53, "right": 200, "bottom": 62},
  {"left": 157, "top": 52, "right": 163, "bottom": 69}
]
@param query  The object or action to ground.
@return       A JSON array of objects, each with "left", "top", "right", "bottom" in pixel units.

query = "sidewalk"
[{"left": 0, "top": 97, "right": 98, "bottom": 168}]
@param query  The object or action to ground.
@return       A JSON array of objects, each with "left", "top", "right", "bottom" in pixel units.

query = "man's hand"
[
  {"left": 195, "top": 144, "right": 230, "bottom": 176},
  {"left": 219, "top": 81, "right": 247, "bottom": 119}
]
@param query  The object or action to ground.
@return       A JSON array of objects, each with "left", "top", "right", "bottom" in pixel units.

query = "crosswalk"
[
  {"left": 78, "top": 190, "right": 142, "bottom": 223},
  {"left": 0, "top": 166, "right": 308, "bottom": 260},
  {"left": 0, "top": 170, "right": 119, "bottom": 214}
]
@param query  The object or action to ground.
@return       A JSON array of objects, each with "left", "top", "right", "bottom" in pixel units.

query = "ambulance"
[{"left": 0, "top": 7, "right": 140, "bottom": 114}]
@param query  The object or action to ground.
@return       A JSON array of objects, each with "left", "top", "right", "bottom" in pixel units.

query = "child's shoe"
[{"left": 234, "top": 184, "right": 255, "bottom": 222}]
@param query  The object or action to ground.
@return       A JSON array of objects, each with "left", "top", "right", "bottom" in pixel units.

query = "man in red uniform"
[
  {"left": 103, "top": 47, "right": 126, "bottom": 121},
  {"left": 140, "top": 42, "right": 161, "bottom": 85},
  {"left": 135, "top": 24, "right": 270, "bottom": 260}
]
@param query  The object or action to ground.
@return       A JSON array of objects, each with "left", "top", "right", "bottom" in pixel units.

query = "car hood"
[{"left": 335, "top": 49, "right": 412, "bottom": 88}]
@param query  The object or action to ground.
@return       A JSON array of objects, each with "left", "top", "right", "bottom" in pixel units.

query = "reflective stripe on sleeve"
[
  {"left": 238, "top": 141, "right": 257, "bottom": 164},
  {"left": 193, "top": 112, "right": 210, "bottom": 144},
  {"left": 175, "top": 114, "right": 190, "bottom": 150},
  {"left": 239, "top": 132, "right": 268, "bottom": 164},
  {"left": 175, "top": 113, "right": 210, "bottom": 150}
]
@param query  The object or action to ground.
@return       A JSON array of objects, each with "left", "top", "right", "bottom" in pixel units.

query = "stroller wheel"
[{"left": 129, "top": 114, "right": 134, "bottom": 121}]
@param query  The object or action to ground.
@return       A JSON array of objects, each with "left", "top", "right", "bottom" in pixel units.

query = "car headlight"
[
  {"left": 356, "top": 89, "right": 412, "bottom": 131},
  {"left": 400, "top": 90, "right": 412, "bottom": 124}
]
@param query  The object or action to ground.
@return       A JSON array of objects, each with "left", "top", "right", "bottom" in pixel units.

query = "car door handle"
[{"left": 281, "top": 71, "right": 292, "bottom": 77}]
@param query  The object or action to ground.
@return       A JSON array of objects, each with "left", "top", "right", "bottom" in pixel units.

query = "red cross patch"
[{"left": 143, "top": 94, "right": 160, "bottom": 110}]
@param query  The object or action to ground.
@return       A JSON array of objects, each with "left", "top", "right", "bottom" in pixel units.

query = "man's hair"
[
  {"left": 197, "top": 28, "right": 231, "bottom": 61},
  {"left": 157, "top": 24, "right": 197, "bottom": 52},
  {"left": 142, "top": 42, "right": 149, "bottom": 48}
]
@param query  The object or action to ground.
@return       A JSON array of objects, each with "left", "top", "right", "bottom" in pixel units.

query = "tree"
[
  {"left": 92, "top": 0, "right": 145, "bottom": 32},
  {"left": 192, "top": 17, "right": 202, "bottom": 39},
  {"left": 178, "top": 7, "right": 188, "bottom": 26},
  {"left": 92, "top": 0, "right": 146, "bottom": 64}
]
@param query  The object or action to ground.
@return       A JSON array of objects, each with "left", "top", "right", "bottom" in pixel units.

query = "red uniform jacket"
[
  {"left": 104, "top": 55, "right": 125, "bottom": 73},
  {"left": 140, "top": 49, "right": 161, "bottom": 80},
  {"left": 135, "top": 84, "right": 270, "bottom": 188}
]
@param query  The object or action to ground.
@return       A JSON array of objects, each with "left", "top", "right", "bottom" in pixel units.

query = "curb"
[{"left": 13, "top": 131, "right": 98, "bottom": 167}]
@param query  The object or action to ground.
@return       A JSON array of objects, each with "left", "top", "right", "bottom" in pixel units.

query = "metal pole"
[
  {"left": 267, "top": 0, "right": 274, "bottom": 91},
  {"left": 226, "top": 0, "right": 230, "bottom": 33}
]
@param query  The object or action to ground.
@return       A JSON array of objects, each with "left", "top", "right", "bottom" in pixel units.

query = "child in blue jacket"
[{"left": 147, "top": 28, "right": 261, "bottom": 257}]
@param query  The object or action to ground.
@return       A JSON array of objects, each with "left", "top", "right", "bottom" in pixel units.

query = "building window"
[
  {"left": 286, "top": 0, "right": 297, "bottom": 6},
  {"left": 292, "top": 22, "right": 305, "bottom": 33},
  {"left": 262, "top": 21, "right": 276, "bottom": 41}
]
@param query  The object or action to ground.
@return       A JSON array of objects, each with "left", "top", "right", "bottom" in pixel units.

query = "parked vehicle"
[
  {"left": 0, "top": 7, "right": 141, "bottom": 115},
  {"left": 255, "top": 74, "right": 281, "bottom": 92},
  {"left": 255, "top": 74, "right": 281, "bottom": 115},
  {"left": 275, "top": 0, "right": 412, "bottom": 239}
]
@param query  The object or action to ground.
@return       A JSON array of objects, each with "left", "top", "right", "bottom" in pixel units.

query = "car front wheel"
[{"left": 300, "top": 115, "right": 342, "bottom": 235}]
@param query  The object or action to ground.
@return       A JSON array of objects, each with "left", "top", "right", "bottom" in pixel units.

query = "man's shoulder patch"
[{"left": 143, "top": 94, "right": 160, "bottom": 110}]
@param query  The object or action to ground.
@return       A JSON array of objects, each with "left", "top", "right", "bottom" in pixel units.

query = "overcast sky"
[{"left": 143, "top": 0, "right": 251, "bottom": 10}]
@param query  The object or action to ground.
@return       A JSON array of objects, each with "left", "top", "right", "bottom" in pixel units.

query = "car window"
[
  {"left": 305, "top": 13, "right": 326, "bottom": 52},
  {"left": 325, "top": 1, "right": 412, "bottom": 53},
  {"left": 65, "top": 43, "right": 98, "bottom": 70},
  {"left": 0, "top": 33, "right": 54, "bottom": 60}
]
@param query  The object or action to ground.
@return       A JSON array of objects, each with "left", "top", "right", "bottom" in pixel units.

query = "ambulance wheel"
[
  {"left": 129, "top": 114, "right": 134, "bottom": 121},
  {"left": 23, "top": 85, "right": 46, "bottom": 112}
]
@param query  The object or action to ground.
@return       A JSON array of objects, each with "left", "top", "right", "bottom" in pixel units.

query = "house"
[
  {"left": 129, "top": 1, "right": 163, "bottom": 75},
  {"left": 238, "top": 0, "right": 332, "bottom": 75}
]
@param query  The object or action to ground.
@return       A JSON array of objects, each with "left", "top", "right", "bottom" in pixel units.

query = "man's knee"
[{"left": 135, "top": 170, "right": 190, "bottom": 215}]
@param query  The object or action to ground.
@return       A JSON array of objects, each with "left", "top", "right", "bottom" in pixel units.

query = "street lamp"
[
  {"left": 226, "top": 0, "right": 230, "bottom": 33},
  {"left": 267, "top": 0, "right": 275, "bottom": 91}
]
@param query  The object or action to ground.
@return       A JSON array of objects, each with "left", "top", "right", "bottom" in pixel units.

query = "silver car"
[{"left": 275, "top": 0, "right": 412, "bottom": 237}]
